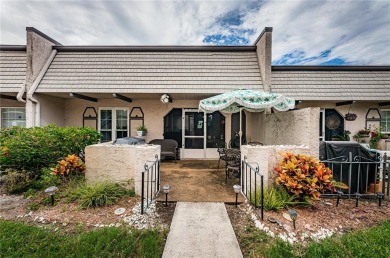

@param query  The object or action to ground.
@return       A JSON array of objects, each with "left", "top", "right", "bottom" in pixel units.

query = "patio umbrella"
[{"left": 198, "top": 89, "right": 295, "bottom": 147}]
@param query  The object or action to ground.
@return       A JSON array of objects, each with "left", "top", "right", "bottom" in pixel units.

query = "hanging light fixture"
[{"left": 160, "top": 94, "right": 172, "bottom": 104}]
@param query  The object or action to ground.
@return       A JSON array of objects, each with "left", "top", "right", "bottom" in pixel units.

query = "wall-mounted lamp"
[{"left": 160, "top": 94, "right": 172, "bottom": 104}]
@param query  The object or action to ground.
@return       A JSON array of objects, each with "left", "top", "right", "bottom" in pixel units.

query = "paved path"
[{"left": 162, "top": 202, "right": 243, "bottom": 258}]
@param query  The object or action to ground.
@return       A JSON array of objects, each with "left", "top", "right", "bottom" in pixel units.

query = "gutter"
[
  {"left": 16, "top": 80, "right": 26, "bottom": 103},
  {"left": 27, "top": 49, "right": 57, "bottom": 126}
]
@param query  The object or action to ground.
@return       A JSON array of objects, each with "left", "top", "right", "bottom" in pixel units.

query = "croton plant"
[
  {"left": 51, "top": 154, "right": 85, "bottom": 177},
  {"left": 274, "top": 152, "right": 347, "bottom": 202}
]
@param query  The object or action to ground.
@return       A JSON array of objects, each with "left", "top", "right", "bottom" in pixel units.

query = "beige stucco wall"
[
  {"left": 63, "top": 98, "right": 233, "bottom": 145},
  {"left": 241, "top": 145, "right": 311, "bottom": 188},
  {"left": 265, "top": 107, "right": 320, "bottom": 157},
  {"left": 300, "top": 101, "right": 386, "bottom": 138},
  {"left": 37, "top": 94, "right": 65, "bottom": 126},
  {"left": 85, "top": 143, "right": 160, "bottom": 194},
  {"left": 0, "top": 99, "right": 25, "bottom": 108},
  {"left": 246, "top": 111, "right": 266, "bottom": 143}
]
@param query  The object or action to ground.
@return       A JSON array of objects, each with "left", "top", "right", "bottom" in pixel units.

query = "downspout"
[
  {"left": 27, "top": 49, "right": 57, "bottom": 127},
  {"left": 16, "top": 80, "right": 26, "bottom": 103}
]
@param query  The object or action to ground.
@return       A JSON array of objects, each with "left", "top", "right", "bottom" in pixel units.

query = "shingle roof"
[
  {"left": 271, "top": 70, "right": 390, "bottom": 101},
  {"left": 37, "top": 51, "right": 263, "bottom": 94},
  {"left": 0, "top": 50, "right": 26, "bottom": 93}
]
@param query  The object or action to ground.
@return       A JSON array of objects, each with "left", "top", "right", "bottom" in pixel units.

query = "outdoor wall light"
[
  {"left": 336, "top": 191, "right": 343, "bottom": 207},
  {"left": 233, "top": 185, "right": 241, "bottom": 208},
  {"left": 160, "top": 94, "right": 172, "bottom": 104},
  {"left": 288, "top": 209, "right": 298, "bottom": 230},
  {"left": 44, "top": 186, "right": 58, "bottom": 206},
  {"left": 163, "top": 185, "right": 171, "bottom": 207},
  {"left": 355, "top": 193, "right": 362, "bottom": 207},
  {"left": 376, "top": 192, "right": 384, "bottom": 207}
]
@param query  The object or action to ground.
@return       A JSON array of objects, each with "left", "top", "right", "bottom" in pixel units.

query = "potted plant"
[{"left": 136, "top": 124, "right": 147, "bottom": 136}]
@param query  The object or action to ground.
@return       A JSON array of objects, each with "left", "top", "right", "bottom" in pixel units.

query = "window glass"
[
  {"left": 1, "top": 108, "right": 26, "bottom": 128},
  {"left": 100, "top": 109, "right": 112, "bottom": 142},
  {"left": 206, "top": 112, "right": 225, "bottom": 148},
  {"left": 381, "top": 109, "right": 390, "bottom": 133}
]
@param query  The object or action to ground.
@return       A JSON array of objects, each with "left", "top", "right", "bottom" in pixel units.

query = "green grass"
[
  {"left": 0, "top": 220, "right": 166, "bottom": 258},
  {"left": 246, "top": 220, "right": 390, "bottom": 258},
  {"left": 68, "top": 182, "right": 135, "bottom": 209},
  {"left": 250, "top": 186, "right": 297, "bottom": 211}
]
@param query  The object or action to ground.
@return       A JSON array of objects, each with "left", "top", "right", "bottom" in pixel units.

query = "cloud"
[{"left": 0, "top": 0, "right": 389, "bottom": 65}]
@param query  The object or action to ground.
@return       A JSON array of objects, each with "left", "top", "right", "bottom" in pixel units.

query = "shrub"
[
  {"left": 68, "top": 182, "right": 134, "bottom": 209},
  {"left": 0, "top": 125, "right": 100, "bottom": 173},
  {"left": 250, "top": 186, "right": 297, "bottom": 211},
  {"left": 50, "top": 154, "right": 85, "bottom": 178},
  {"left": 0, "top": 170, "right": 35, "bottom": 194},
  {"left": 274, "top": 152, "right": 347, "bottom": 203}
]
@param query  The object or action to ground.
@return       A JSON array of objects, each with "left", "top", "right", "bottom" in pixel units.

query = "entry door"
[{"left": 182, "top": 109, "right": 205, "bottom": 159}]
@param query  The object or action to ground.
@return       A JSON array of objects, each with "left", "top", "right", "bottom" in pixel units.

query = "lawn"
[
  {"left": 0, "top": 220, "right": 167, "bottom": 258},
  {"left": 246, "top": 219, "right": 390, "bottom": 258}
]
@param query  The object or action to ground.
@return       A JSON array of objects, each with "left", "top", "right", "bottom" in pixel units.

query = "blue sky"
[{"left": 0, "top": 0, "right": 389, "bottom": 65}]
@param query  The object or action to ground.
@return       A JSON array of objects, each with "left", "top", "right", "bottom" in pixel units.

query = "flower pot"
[
  {"left": 367, "top": 182, "right": 382, "bottom": 193},
  {"left": 137, "top": 131, "right": 146, "bottom": 136}
]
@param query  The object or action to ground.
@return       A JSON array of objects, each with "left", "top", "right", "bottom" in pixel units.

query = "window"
[
  {"left": 381, "top": 109, "right": 390, "bottom": 133},
  {"left": 1, "top": 107, "right": 26, "bottom": 128},
  {"left": 99, "top": 108, "right": 129, "bottom": 142}
]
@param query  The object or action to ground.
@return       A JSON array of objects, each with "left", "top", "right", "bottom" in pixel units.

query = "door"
[
  {"left": 99, "top": 108, "right": 129, "bottom": 142},
  {"left": 182, "top": 109, "right": 205, "bottom": 159}
]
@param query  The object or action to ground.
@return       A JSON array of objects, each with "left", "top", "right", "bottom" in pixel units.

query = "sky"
[{"left": 0, "top": 0, "right": 389, "bottom": 65}]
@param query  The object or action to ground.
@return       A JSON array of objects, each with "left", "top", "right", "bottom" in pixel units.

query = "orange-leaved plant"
[
  {"left": 51, "top": 154, "right": 85, "bottom": 177},
  {"left": 274, "top": 152, "right": 344, "bottom": 202}
]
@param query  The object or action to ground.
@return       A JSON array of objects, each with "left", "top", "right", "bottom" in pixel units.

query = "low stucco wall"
[
  {"left": 85, "top": 143, "right": 160, "bottom": 194},
  {"left": 241, "top": 145, "right": 311, "bottom": 189},
  {"left": 265, "top": 107, "right": 320, "bottom": 157}
]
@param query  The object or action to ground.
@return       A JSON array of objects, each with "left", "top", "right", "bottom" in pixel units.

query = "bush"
[
  {"left": 274, "top": 152, "right": 347, "bottom": 203},
  {"left": 0, "top": 170, "right": 35, "bottom": 194},
  {"left": 68, "top": 182, "right": 134, "bottom": 209},
  {"left": 0, "top": 125, "right": 100, "bottom": 173},
  {"left": 250, "top": 186, "right": 296, "bottom": 211},
  {"left": 50, "top": 154, "right": 85, "bottom": 178}
]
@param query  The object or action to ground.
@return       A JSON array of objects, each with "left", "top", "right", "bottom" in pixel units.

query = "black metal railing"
[
  {"left": 141, "top": 154, "right": 160, "bottom": 214},
  {"left": 321, "top": 152, "right": 389, "bottom": 198},
  {"left": 241, "top": 156, "right": 264, "bottom": 220}
]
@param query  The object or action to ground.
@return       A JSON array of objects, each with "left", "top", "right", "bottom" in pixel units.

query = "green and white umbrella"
[{"left": 199, "top": 89, "right": 295, "bottom": 147}]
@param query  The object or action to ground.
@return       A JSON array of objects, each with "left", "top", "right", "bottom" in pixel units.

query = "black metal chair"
[
  {"left": 225, "top": 148, "right": 241, "bottom": 184},
  {"left": 216, "top": 142, "right": 227, "bottom": 172}
]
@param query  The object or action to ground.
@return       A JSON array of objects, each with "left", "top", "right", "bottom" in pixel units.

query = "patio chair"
[
  {"left": 225, "top": 148, "right": 241, "bottom": 184},
  {"left": 216, "top": 142, "right": 227, "bottom": 172}
]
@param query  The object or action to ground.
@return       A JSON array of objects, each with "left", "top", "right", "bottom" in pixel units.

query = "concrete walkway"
[{"left": 162, "top": 202, "right": 243, "bottom": 258}]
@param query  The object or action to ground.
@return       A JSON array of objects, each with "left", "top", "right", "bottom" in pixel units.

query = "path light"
[
  {"left": 233, "top": 185, "right": 241, "bottom": 208},
  {"left": 336, "top": 191, "right": 343, "bottom": 207},
  {"left": 355, "top": 193, "right": 362, "bottom": 207},
  {"left": 163, "top": 185, "right": 171, "bottom": 207},
  {"left": 44, "top": 186, "right": 58, "bottom": 206},
  {"left": 376, "top": 192, "right": 384, "bottom": 207},
  {"left": 288, "top": 209, "right": 298, "bottom": 230}
]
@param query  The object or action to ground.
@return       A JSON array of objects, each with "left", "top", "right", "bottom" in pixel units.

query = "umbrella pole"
[{"left": 239, "top": 107, "right": 242, "bottom": 148}]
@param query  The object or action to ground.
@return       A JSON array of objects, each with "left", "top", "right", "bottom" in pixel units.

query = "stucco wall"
[
  {"left": 299, "top": 101, "right": 386, "bottom": 138},
  {"left": 63, "top": 98, "right": 233, "bottom": 145},
  {"left": 0, "top": 99, "right": 25, "bottom": 108},
  {"left": 37, "top": 94, "right": 65, "bottom": 126},
  {"left": 265, "top": 107, "right": 320, "bottom": 157},
  {"left": 241, "top": 145, "right": 311, "bottom": 189},
  {"left": 85, "top": 143, "right": 160, "bottom": 194}
]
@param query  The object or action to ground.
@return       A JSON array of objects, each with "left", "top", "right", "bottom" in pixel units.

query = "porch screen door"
[{"left": 182, "top": 109, "right": 205, "bottom": 159}]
